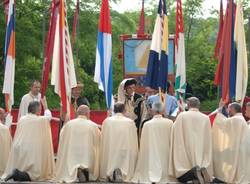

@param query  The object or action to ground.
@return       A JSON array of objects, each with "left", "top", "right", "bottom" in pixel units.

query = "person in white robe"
[
  {"left": 2, "top": 101, "right": 55, "bottom": 182},
  {"left": 18, "top": 80, "right": 46, "bottom": 120},
  {"left": 132, "top": 102, "right": 176, "bottom": 183},
  {"left": 213, "top": 102, "right": 250, "bottom": 183},
  {"left": 55, "top": 105, "right": 100, "bottom": 183},
  {"left": 169, "top": 97, "right": 213, "bottom": 184},
  {"left": 99, "top": 102, "right": 138, "bottom": 182},
  {"left": 0, "top": 108, "right": 12, "bottom": 177}
]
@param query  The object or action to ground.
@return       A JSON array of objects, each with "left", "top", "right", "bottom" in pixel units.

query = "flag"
[
  {"left": 234, "top": 0, "right": 248, "bottom": 102},
  {"left": 137, "top": 0, "right": 145, "bottom": 35},
  {"left": 94, "top": 0, "right": 113, "bottom": 109},
  {"left": 72, "top": 0, "right": 79, "bottom": 48},
  {"left": 41, "top": 0, "right": 58, "bottom": 97},
  {"left": 3, "top": 0, "right": 15, "bottom": 113},
  {"left": 214, "top": 0, "right": 236, "bottom": 103},
  {"left": 51, "top": 0, "right": 77, "bottom": 115},
  {"left": 145, "top": 0, "right": 168, "bottom": 91},
  {"left": 175, "top": 0, "right": 186, "bottom": 108},
  {"left": 214, "top": 0, "right": 224, "bottom": 60}
]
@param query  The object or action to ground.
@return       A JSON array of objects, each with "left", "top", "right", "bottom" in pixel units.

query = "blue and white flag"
[
  {"left": 94, "top": 0, "right": 113, "bottom": 109},
  {"left": 145, "top": 0, "right": 168, "bottom": 91}
]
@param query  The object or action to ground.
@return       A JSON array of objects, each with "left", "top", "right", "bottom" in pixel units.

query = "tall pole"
[{"left": 42, "top": 0, "right": 47, "bottom": 60}]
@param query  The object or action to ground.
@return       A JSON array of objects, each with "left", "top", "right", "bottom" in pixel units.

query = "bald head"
[
  {"left": 0, "top": 108, "right": 6, "bottom": 123},
  {"left": 187, "top": 97, "right": 200, "bottom": 110},
  {"left": 77, "top": 105, "right": 90, "bottom": 118}
]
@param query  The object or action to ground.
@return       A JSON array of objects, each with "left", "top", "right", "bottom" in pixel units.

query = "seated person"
[
  {"left": 169, "top": 97, "right": 212, "bottom": 184},
  {"left": 55, "top": 105, "right": 100, "bottom": 183},
  {"left": 132, "top": 102, "right": 176, "bottom": 183},
  {"left": 2, "top": 101, "right": 55, "bottom": 182},
  {"left": 99, "top": 102, "right": 138, "bottom": 182},
  {"left": 0, "top": 108, "right": 12, "bottom": 177}
]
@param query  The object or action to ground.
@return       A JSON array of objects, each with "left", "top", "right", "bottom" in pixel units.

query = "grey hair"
[
  {"left": 28, "top": 101, "right": 41, "bottom": 114},
  {"left": 187, "top": 97, "right": 200, "bottom": 109},
  {"left": 152, "top": 102, "right": 164, "bottom": 114},
  {"left": 230, "top": 102, "right": 242, "bottom": 113}
]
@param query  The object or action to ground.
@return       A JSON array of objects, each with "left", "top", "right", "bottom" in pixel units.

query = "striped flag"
[
  {"left": 51, "top": 0, "right": 77, "bottom": 116},
  {"left": 94, "top": 0, "right": 113, "bottom": 109},
  {"left": 41, "top": 0, "right": 58, "bottom": 98},
  {"left": 145, "top": 0, "right": 168, "bottom": 92},
  {"left": 3, "top": 0, "right": 15, "bottom": 113},
  {"left": 234, "top": 0, "right": 248, "bottom": 103},
  {"left": 214, "top": 0, "right": 236, "bottom": 103},
  {"left": 175, "top": 0, "right": 186, "bottom": 110}
]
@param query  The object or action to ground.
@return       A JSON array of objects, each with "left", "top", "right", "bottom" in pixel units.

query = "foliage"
[{"left": 0, "top": 0, "right": 249, "bottom": 110}]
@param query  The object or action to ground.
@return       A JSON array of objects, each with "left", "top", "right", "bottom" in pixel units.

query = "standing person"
[
  {"left": 132, "top": 102, "right": 176, "bottom": 183},
  {"left": 0, "top": 108, "right": 12, "bottom": 177},
  {"left": 213, "top": 102, "right": 250, "bottom": 183},
  {"left": 18, "top": 80, "right": 45, "bottom": 120},
  {"left": 99, "top": 102, "right": 138, "bottom": 182},
  {"left": 70, "top": 82, "right": 90, "bottom": 116},
  {"left": 55, "top": 105, "right": 100, "bottom": 183},
  {"left": 2, "top": 101, "right": 55, "bottom": 182},
  {"left": 117, "top": 78, "right": 144, "bottom": 129},
  {"left": 147, "top": 82, "right": 178, "bottom": 119},
  {"left": 169, "top": 97, "right": 212, "bottom": 184}
]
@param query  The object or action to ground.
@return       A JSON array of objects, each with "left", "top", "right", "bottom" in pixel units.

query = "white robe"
[
  {"left": 213, "top": 113, "right": 250, "bottom": 183},
  {"left": 99, "top": 113, "right": 138, "bottom": 182},
  {"left": 132, "top": 115, "right": 176, "bottom": 183},
  {"left": 55, "top": 116, "right": 100, "bottom": 183},
  {"left": 169, "top": 109, "right": 213, "bottom": 178},
  {"left": 18, "top": 92, "right": 41, "bottom": 120},
  {"left": 0, "top": 123, "right": 12, "bottom": 177},
  {"left": 2, "top": 114, "right": 55, "bottom": 181}
]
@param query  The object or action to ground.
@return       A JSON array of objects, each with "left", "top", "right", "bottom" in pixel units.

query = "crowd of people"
[{"left": 0, "top": 78, "right": 250, "bottom": 183}]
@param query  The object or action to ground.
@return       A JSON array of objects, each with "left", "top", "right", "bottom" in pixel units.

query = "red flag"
[
  {"left": 137, "top": 0, "right": 145, "bottom": 35},
  {"left": 214, "top": 0, "right": 224, "bottom": 60},
  {"left": 71, "top": 0, "right": 79, "bottom": 48},
  {"left": 214, "top": 0, "right": 235, "bottom": 103},
  {"left": 41, "top": 0, "right": 58, "bottom": 97}
]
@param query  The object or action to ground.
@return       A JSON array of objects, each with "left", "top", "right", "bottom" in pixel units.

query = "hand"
[{"left": 219, "top": 98, "right": 225, "bottom": 108}]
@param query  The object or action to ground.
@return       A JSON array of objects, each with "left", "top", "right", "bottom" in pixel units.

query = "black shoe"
[
  {"left": 77, "top": 168, "right": 86, "bottom": 182},
  {"left": 113, "top": 168, "right": 122, "bottom": 183},
  {"left": 212, "top": 178, "right": 225, "bottom": 183},
  {"left": 4, "top": 169, "right": 31, "bottom": 182},
  {"left": 193, "top": 166, "right": 205, "bottom": 184},
  {"left": 82, "top": 169, "right": 89, "bottom": 182},
  {"left": 201, "top": 167, "right": 211, "bottom": 183},
  {"left": 4, "top": 169, "right": 19, "bottom": 181}
]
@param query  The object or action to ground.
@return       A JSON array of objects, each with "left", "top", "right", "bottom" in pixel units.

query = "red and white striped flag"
[{"left": 51, "top": 0, "right": 77, "bottom": 117}]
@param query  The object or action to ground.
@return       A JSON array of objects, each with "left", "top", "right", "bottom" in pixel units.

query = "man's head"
[
  {"left": 0, "top": 108, "right": 6, "bottom": 123},
  {"left": 228, "top": 102, "right": 241, "bottom": 117},
  {"left": 187, "top": 97, "right": 200, "bottom": 110},
  {"left": 30, "top": 80, "right": 41, "bottom": 96},
  {"left": 124, "top": 79, "right": 137, "bottom": 97},
  {"left": 72, "top": 82, "right": 83, "bottom": 99},
  {"left": 245, "top": 102, "right": 250, "bottom": 118},
  {"left": 28, "top": 101, "right": 41, "bottom": 115},
  {"left": 77, "top": 105, "right": 90, "bottom": 119},
  {"left": 145, "top": 87, "right": 157, "bottom": 98},
  {"left": 152, "top": 102, "right": 164, "bottom": 115},
  {"left": 114, "top": 102, "right": 125, "bottom": 114}
]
